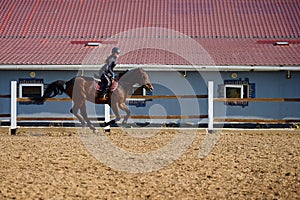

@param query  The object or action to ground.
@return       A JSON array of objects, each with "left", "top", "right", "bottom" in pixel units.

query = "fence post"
[
  {"left": 104, "top": 104, "right": 110, "bottom": 132},
  {"left": 10, "top": 81, "right": 17, "bottom": 135},
  {"left": 208, "top": 81, "right": 214, "bottom": 132}
]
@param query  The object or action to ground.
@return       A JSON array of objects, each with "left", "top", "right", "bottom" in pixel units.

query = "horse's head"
[
  {"left": 135, "top": 68, "right": 154, "bottom": 92},
  {"left": 118, "top": 68, "right": 154, "bottom": 92}
]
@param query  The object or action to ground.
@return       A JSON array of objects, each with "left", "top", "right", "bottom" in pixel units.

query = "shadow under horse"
[{"left": 31, "top": 68, "right": 153, "bottom": 132}]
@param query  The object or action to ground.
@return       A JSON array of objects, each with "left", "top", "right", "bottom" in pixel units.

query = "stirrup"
[
  {"left": 98, "top": 90, "right": 108, "bottom": 99},
  {"left": 97, "top": 90, "right": 104, "bottom": 98}
]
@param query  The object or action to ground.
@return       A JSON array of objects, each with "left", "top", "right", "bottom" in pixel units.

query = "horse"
[{"left": 31, "top": 68, "right": 153, "bottom": 132}]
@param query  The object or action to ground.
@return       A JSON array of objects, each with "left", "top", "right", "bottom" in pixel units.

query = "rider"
[{"left": 94, "top": 47, "right": 121, "bottom": 97}]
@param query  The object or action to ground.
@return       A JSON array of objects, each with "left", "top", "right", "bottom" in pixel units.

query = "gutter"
[
  {"left": 0, "top": 64, "right": 299, "bottom": 71},
  {"left": 118, "top": 64, "right": 300, "bottom": 72}
]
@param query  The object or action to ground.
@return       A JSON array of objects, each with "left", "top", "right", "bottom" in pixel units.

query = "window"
[
  {"left": 224, "top": 85, "right": 243, "bottom": 98},
  {"left": 224, "top": 84, "right": 251, "bottom": 99},
  {"left": 132, "top": 84, "right": 146, "bottom": 96},
  {"left": 18, "top": 78, "right": 44, "bottom": 104},
  {"left": 218, "top": 78, "right": 255, "bottom": 107},
  {"left": 19, "top": 83, "right": 44, "bottom": 98},
  {"left": 128, "top": 84, "right": 152, "bottom": 108}
]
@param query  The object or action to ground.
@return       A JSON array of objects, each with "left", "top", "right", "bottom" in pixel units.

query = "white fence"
[
  {"left": 9, "top": 81, "right": 111, "bottom": 134},
  {"left": 5, "top": 81, "right": 300, "bottom": 135}
]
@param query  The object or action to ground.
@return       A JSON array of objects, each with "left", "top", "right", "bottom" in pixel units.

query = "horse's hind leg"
[{"left": 70, "top": 104, "right": 86, "bottom": 128}]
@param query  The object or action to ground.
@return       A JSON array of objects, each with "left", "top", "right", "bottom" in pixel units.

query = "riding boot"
[
  {"left": 97, "top": 90, "right": 104, "bottom": 98},
  {"left": 102, "top": 88, "right": 109, "bottom": 99}
]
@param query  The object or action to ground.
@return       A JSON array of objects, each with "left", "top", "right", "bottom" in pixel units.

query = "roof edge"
[{"left": 0, "top": 64, "right": 299, "bottom": 71}]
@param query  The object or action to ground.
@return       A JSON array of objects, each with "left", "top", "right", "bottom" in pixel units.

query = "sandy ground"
[{"left": 0, "top": 127, "right": 299, "bottom": 199}]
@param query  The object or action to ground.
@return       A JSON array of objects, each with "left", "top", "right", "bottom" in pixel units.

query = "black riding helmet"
[{"left": 112, "top": 47, "right": 121, "bottom": 55}]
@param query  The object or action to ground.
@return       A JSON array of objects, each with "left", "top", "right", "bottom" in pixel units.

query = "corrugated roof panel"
[
  {"left": 1, "top": 0, "right": 299, "bottom": 38},
  {"left": 0, "top": 0, "right": 299, "bottom": 66}
]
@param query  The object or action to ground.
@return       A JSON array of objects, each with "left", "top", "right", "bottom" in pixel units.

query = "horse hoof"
[
  {"left": 122, "top": 124, "right": 131, "bottom": 128},
  {"left": 93, "top": 129, "right": 99, "bottom": 134}
]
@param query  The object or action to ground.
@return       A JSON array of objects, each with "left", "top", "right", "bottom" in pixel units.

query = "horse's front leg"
[
  {"left": 105, "top": 102, "right": 121, "bottom": 126},
  {"left": 119, "top": 103, "right": 131, "bottom": 125},
  {"left": 70, "top": 105, "right": 86, "bottom": 128},
  {"left": 79, "top": 102, "right": 96, "bottom": 133}
]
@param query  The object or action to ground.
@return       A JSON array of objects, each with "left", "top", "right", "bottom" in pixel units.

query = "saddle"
[{"left": 93, "top": 78, "right": 118, "bottom": 99}]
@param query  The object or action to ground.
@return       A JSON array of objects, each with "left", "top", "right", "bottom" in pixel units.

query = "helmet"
[{"left": 112, "top": 47, "right": 121, "bottom": 54}]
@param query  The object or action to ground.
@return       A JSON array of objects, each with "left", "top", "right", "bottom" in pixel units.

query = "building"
[{"left": 0, "top": 0, "right": 299, "bottom": 127}]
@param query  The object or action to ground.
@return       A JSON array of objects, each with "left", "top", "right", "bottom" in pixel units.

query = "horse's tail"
[{"left": 31, "top": 80, "right": 66, "bottom": 103}]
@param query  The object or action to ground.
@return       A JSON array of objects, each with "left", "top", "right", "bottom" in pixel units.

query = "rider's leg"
[
  {"left": 101, "top": 76, "right": 111, "bottom": 98},
  {"left": 98, "top": 78, "right": 108, "bottom": 97}
]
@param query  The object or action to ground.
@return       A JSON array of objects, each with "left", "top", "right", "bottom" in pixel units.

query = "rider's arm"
[{"left": 107, "top": 62, "right": 116, "bottom": 77}]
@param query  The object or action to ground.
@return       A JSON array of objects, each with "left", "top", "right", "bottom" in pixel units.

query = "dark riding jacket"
[{"left": 98, "top": 55, "right": 117, "bottom": 79}]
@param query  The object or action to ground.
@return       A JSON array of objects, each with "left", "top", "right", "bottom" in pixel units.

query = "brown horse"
[{"left": 32, "top": 68, "right": 153, "bottom": 132}]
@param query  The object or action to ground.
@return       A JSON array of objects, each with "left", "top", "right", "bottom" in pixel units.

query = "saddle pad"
[
  {"left": 110, "top": 81, "right": 118, "bottom": 91},
  {"left": 94, "top": 81, "right": 102, "bottom": 91},
  {"left": 94, "top": 80, "right": 118, "bottom": 92}
]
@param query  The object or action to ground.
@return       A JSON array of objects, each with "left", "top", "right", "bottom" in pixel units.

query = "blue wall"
[
  {"left": 0, "top": 70, "right": 300, "bottom": 124},
  {"left": 0, "top": 70, "right": 106, "bottom": 120},
  {"left": 217, "top": 71, "right": 300, "bottom": 120}
]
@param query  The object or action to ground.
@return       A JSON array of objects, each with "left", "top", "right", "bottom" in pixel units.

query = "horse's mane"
[
  {"left": 79, "top": 76, "right": 94, "bottom": 81},
  {"left": 116, "top": 68, "right": 144, "bottom": 81},
  {"left": 117, "top": 69, "right": 129, "bottom": 80}
]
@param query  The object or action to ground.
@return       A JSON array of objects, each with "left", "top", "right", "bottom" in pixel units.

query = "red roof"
[{"left": 0, "top": 0, "right": 299, "bottom": 66}]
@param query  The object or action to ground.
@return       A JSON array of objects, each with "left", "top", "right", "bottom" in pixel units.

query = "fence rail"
[
  {"left": 214, "top": 98, "right": 300, "bottom": 102},
  {"left": 214, "top": 118, "right": 300, "bottom": 123},
  {"left": 132, "top": 95, "right": 208, "bottom": 99},
  {"left": 0, "top": 94, "right": 10, "bottom": 98},
  {"left": 16, "top": 95, "right": 208, "bottom": 102},
  {"left": 17, "top": 97, "right": 71, "bottom": 102},
  {"left": 207, "top": 81, "right": 300, "bottom": 131}
]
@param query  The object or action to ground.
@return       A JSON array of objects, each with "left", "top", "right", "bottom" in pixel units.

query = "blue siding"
[
  {"left": 1, "top": 70, "right": 300, "bottom": 124},
  {"left": 217, "top": 71, "right": 300, "bottom": 120}
]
